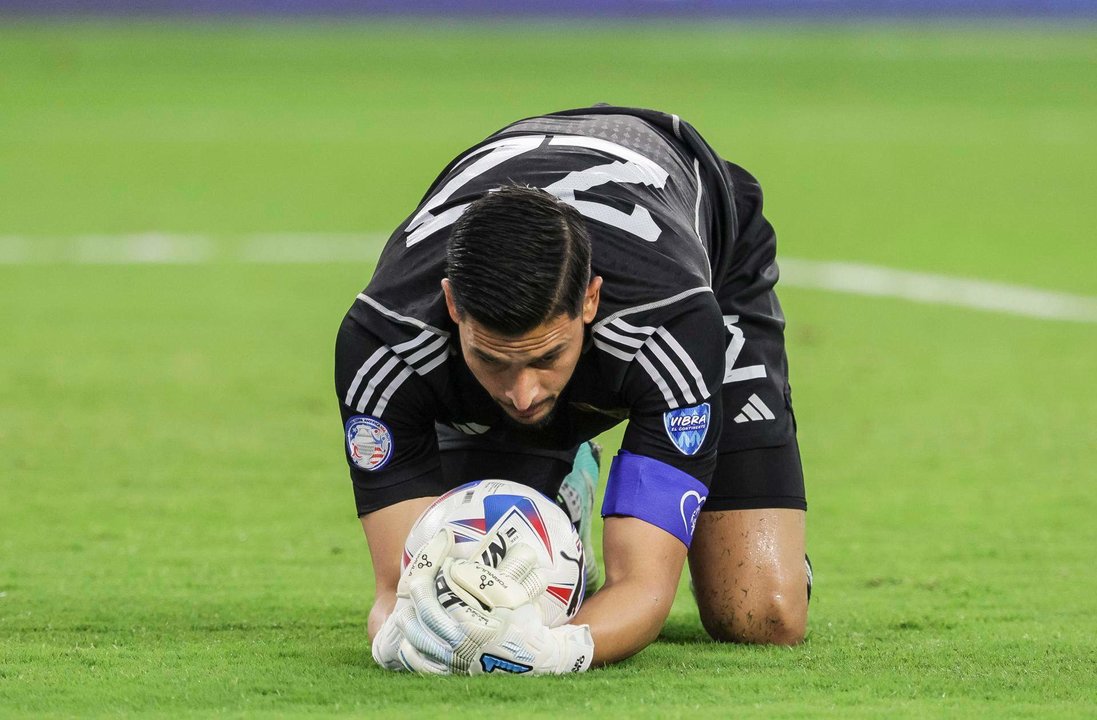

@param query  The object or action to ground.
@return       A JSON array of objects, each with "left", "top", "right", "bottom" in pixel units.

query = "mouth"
[{"left": 505, "top": 399, "right": 553, "bottom": 423}]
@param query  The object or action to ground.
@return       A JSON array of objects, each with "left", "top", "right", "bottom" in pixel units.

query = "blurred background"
[{"left": 1, "top": 2, "right": 1095, "bottom": 716}]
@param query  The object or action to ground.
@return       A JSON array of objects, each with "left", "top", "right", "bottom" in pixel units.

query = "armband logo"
[
  {"left": 663, "top": 402, "right": 711, "bottom": 456},
  {"left": 680, "top": 490, "right": 706, "bottom": 538},
  {"left": 345, "top": 415, "right": 393, "bottom": 471}
]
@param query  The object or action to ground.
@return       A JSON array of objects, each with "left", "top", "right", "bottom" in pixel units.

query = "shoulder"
[
  {"left": 336, "top": 304, "right": 452, "bottom": 419},
  {"left": 592, "top": 286, "right": 718, "bottom": 360},
  {"left": 591, "top": 289, "right": 724, "bottom": 412}
]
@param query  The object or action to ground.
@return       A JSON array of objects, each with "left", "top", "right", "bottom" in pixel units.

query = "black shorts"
[{"left": 703, "top": 257, "right": 806, "bottom": 512}]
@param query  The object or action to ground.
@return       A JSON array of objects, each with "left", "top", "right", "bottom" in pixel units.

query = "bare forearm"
[
  {"left": 572, "top": 575, "right": 677, "bottom": 665},
  {"left": 572, "top": 516, "right": 688, "bottom": 666}
]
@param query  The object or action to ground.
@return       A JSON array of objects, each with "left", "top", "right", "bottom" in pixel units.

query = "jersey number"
[
  {"left": 723, "top": 315, "right": 766, "bottom": 384},
  {"left": 405, "top": 134, "right": 670, "bottom": 246}
]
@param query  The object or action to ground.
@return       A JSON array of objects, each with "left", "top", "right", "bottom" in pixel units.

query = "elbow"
[
  {"left": 582, "top": 576, "right": 678, "bottom": 665},
  {"left": 611, "top": 577, "right": 677, "bottom": 645}
]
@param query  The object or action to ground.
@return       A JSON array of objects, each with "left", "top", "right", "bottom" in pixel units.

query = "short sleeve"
[
  {"left": 334, "top": 315, "right": 443, "bottom": 515},
  {"left": 615, "top": 293, "right": 725, "bottom": 487}
]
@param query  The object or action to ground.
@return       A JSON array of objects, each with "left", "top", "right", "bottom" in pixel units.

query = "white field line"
[
  {"left": 778, "top": 258, "right": 1097, "bottom": 324},
  {"left": 1, "top": 233, "right": 1095, "bottom": 324},
  {"left": 0, "top": 232, "right": 390, "bottom": 264}
]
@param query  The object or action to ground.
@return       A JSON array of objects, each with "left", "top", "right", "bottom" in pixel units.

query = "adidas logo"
[{"left": 733, "top": 394, "right": 775, "bottom": 424}]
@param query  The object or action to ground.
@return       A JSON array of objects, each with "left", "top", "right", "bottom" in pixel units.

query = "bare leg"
[{"left": 688, "top": 508, "right": 807, "bottom": 645}]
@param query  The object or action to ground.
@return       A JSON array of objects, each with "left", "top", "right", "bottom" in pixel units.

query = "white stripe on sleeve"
[
  {"left": 593, "top": 338, "right": 636, "bottom": 363},
  {"left": 356, "top": 355, "right": 402, "bottom": 413},
  {"left": 636, "top": 350, "right": 678, "bottom": 409},
  {"left": 655, "top": 327, "right": 711, "bottom": 399},
  {"left": 392, "top": 330, "right": 436, "bottom": 355},
  {"left": 643, "top": 335, "right": 697, "bottom": 406},
  {"left": 406, "top": 334, "right": 449, "bottom": 367},
  {"left": 596, "top": 325, "right": 645, "bottom": 349},
  {"left": 371, "top": 366, "right": 416, "bottom": 417},
  {"left": 344, "top": 347, "right": 390, "bottom": 407}
]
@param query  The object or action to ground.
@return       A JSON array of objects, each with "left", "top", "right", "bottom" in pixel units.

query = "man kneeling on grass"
[{"left": 335, "top": 105, "right": 811, "bottom": 674}]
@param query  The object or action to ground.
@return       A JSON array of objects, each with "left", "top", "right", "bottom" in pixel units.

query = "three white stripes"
[
  {"left": 734, "top": 394, "right": 775, "bottom": 424},
  {"left": 593, "top": 317, "right": 708, "bottom": 409},
  {"left": 344, "top": 326, "right": 449, "bottom": 417}
]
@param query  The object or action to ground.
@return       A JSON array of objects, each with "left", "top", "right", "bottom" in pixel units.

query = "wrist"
[{"left": 552, "top": 623, "right": 595, "bottom": 673}]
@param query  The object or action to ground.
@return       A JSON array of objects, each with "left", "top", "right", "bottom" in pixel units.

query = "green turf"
[{"left": 1, "top": 21, "right": 1096, "bottom": 718}]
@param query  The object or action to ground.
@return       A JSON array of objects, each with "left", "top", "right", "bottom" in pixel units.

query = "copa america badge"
[
  {"left": 345, "top": 415, "right": 393, "bottom": 471},
  {"left": 663, "top": 402, "right": 711, "bottom": 456}
]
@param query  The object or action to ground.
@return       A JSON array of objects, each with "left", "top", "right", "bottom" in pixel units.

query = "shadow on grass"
[{"left": 657, "top": 617, "right": 711, "bottom": 645}]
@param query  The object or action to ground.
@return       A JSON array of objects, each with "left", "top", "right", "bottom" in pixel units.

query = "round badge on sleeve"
[{"left": 345, "top": 415, "right": 394, "bottom": 471}]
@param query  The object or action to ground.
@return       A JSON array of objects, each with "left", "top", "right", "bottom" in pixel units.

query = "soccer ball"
[{"left": 402, "top": 479, "right": 586, "bottom": 628}]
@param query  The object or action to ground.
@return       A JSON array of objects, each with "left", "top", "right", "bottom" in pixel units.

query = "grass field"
[{"left": 2, "top": 21, "right": 1096, "bottom": 718}]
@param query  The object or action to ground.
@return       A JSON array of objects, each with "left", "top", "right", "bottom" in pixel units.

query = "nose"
[{"left": 505, "top": 369, "right": 540, "bottom": 411}]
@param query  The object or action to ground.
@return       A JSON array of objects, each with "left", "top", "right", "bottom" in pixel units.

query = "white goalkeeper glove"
[
  {"left": 375, "top": 528, "right": 593, "bottom": 675},
  {"left": 371, "top": 528, "right": 457, "bottom": 673},
  {"left": 371, "top": 596, "right": 411, "bottom": 671},
  {"left": 439, "top": 553, "right": 595, "bottom": 675}
]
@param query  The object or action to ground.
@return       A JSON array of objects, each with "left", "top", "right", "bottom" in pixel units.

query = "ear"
[
  {"left": 582, "top": 276, "right": 602, "bottom": 324},
  {"left": 441, "top": 278, "right": 462, "bottom": 325}
]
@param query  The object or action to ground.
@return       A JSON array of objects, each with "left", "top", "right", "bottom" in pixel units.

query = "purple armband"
[{"left": 601, "top": 451, "right": 708, "bottom": 547}]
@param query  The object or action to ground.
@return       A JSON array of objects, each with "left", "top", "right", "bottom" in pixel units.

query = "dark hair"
[{"left": 446, "top": 185, "right": 592, "bottom": 335}]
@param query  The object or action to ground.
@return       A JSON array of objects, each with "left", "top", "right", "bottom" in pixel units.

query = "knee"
[{"left": 697, "top": 586, "right": 807, "bottom": 646}]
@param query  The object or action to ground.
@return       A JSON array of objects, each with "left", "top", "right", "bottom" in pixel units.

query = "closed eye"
[
  {"left": 474, "top": 351, "right": 506, "bottom": 367},
  {"left": 530, "top": 353, "right": 560, "bottom": 369}
]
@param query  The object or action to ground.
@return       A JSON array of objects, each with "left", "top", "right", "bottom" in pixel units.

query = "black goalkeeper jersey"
[{"left": 339, "top": 105, "right": 767, "bottom": 511}]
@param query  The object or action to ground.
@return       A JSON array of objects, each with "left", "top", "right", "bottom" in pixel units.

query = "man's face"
[{"left": 443, "top": 277, "right": 601, "bottom": 428}]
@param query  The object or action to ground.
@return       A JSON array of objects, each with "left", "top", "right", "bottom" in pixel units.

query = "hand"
[
  {"left": 393, "top": 532, "right": 593, "bottom": 675},
  {"left": 444, "top": 556, "right": 595, "bottom": 675},
  {"left": 371, "top": 528, "right": 457, "bottom": 673},
  {"left": 370, "top": 596, "right": 411, "bottom": 671}
]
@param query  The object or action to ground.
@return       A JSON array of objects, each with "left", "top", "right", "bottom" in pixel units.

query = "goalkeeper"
[{"left": 335, "top": 105, "right": 809, "bottom": 674}]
